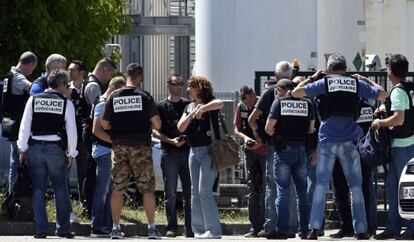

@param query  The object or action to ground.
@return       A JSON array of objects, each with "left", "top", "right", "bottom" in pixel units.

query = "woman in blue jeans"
[{"left": 177, "top": 76, "right": 224, "bottom": 239}]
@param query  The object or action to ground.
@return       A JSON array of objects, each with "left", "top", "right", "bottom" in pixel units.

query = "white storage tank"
[
  {"left": 194, "top": 0, "right": 317, "bottom": 93},
  {"left": 317, "top": 0, "right": 365, "bottom": 71}
]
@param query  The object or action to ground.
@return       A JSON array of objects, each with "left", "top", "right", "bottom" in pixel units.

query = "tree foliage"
[{"left": 0, "top": 0, "right": 130, "bottom": 77}]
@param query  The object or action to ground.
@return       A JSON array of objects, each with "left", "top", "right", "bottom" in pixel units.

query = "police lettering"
[
  {"left": 357, "top": 107, "right": 373, "bottom": 123},
  {"left": 113, "top": 95, "right": 143, "bottom": 113},
  {"left": 33, "top": 98, "right": 64, "bottom": 115},
  {"left": 327, "top": 77, "right": 357, "bottom": 93},
  {"left": 280, "top": 100, "right": 308, "bottom": 117}
]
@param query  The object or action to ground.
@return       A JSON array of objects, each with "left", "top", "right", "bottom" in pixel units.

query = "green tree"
[{"left": 0, "top": 0, "right": 130, "bottom": 77}]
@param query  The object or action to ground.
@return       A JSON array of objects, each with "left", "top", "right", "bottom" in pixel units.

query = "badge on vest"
[
  {"left": 113, "top": 95, "right": 143, "bottom": 113},
  {"left": 327, "top": 76, "right": 357, "bottom": 93},
  {"left": 357, "top": 107, "right": 373, "bottom": 123},
  {"left": 280, "top": 100, "right": 308, "bottom": 116},
  {"left": 34, "top": 98, "right": 64, "bottom": 115},
  {"left": 240, "top": 111, "right": 249, "bottom": 118}
]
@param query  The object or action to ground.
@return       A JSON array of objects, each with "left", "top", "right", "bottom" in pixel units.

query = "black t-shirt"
[
  {"left": 157, "top": 98, "right": 190, "bottom": 149},
  {"left": 255, "top": 87, "right": 276, "bottom": 142},
  {"left": 184, "top": 102, "right": 221, "bottom": 147}
]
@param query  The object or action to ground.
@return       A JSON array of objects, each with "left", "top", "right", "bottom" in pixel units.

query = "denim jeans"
[
  {"left": 244, "top": 150, "right": 266, "bottom": 233},
  {"left": 275, "top": 145, "right": 309, "bottom": 235},
  {"left": 28, "top": 143, "right": 71, "bottom": 234},
  {"left": 309, "top": 141, "right": 367, "bottom": 234},
  {"left": 189, "top": 146, "right": 221, "bottom": 236},
  {"left": 91, "top": 153, "right": 112, "bottom": 230},
  {"left": 332, "top": 160, "right": 377, "bottom": 235},
  {"left": 8, "top": 141, "right": 19, "bottom": 194},
  {"left": 307, "top": 152, "right": 316, "bottom": 205},
  {"left": 161, "top": 148, "right": 192, "bottom": 234},
  {"left": 384, "top": 145, "right": 414, "bottom": 234},
  {"left": 264, "top": 144, "right": 277, "bottom": 232}
]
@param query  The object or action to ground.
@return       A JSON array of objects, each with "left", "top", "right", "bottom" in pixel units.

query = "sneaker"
[
  {"left": 317, "top": 229, "right": 325, "bottom": 237},
  {"left": 375, "top": 230, "right": 398, "bottom": 240},
  {"left": 34, "top": 233, "right": 47, "bottom": 239},
  {"left": 148, "top": 227, "right": 161, "bottom": 239},
  {"left": 329, "top": 229, "right": 354, "bottom": 238},
  {"left": 111, "top": 228, "right": 124, "bottom": 239},
  {"left": 395, "top": 230, "right": 414, "bottom": 240},
  {"left": 91, "top": 228, "right": 111, "bottom": 238},
  {"left": 165, "top": 230, "right": 176, "bottom": 237},
  {"left": 257, "top": 230, "right": 278, "bottom": 238},
  {"left": 194, "top": 233, "right": 204, "bottom": 238},
  {"left": 287, "top": 232, "right": 296, "bottom": 238},
  {"left": 185, "top": 232, "right": 195, "bottom": 238},
  {"left": 56, "top": 232, "right": 75, "bottom": 239},
  {"left": 355, "top": 232, "right": 371, "bottom": 240},
  {"left": 199, "top": 231, "right": 222, "bottom": 239}
]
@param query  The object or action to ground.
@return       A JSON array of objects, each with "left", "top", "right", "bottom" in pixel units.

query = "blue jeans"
[
  {"left": 161, "top": 148, "right": 192, "bottom": 234},
  {"left": 245, "top": 150, "right": 266, "bottom": 233},
  {"left": 264, "top": 144, "right": 277, "bottom": 232},
  {"left": 189, "top": 146, "right": 221, "bottom": 236},
  {"left": 275, "top": 145, "right": 309, "bottom": 235},
  {"left": 385, "top": 145, "right": 414, "bottom": 234},
  {"left": 28, "top": 143, "right": 71, "bottom": 234},
  {"left": 8, "top": 141, "right": 19, "bottom": 194},
  {"left": 309, "top": 141, "right": 367, "bottom": 233},
  {"left": 91, "top": 153, "right": 112, "bottom": 230}
]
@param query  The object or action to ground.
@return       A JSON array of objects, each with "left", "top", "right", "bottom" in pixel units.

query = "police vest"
[
  {"left": 2, "top": 70, "right": 29, "bottom": 120},
  {"left": 317, "top": 74, "right": 360, "bottom": 120},
  {"left": 239, "top": 102, "right": 266, "bottom": 141},
  {"left": 109, "top": 87, "right": 151, "bottom": 141},
  {"left": 31, "top": 92, "right": 66, "bottom": 136},
  {"left": 77, "top": 75, "right": 105, "bottom": 123},
  {"left": 275, "top": 96, "right": 311, "bottom": 143},
  {"left": 384, "top": 81, "right": 414, "bottom": 138},
  {"left": 356, "top": 101, "right": 375, "bottom": 135},
  {"left": 90, "top": 96, "right": 112, "bottom": 148}
]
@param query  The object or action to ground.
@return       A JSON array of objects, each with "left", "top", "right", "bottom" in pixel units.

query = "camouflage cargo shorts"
[{"left": 111, "top": 144, "right": 155, "bottom": 193}]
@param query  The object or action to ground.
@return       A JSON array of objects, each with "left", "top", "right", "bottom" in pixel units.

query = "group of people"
[
  {"left": 3, "top": 50, "right": 414, "bottom": 241},
  {"left": 235, "top": 53, "right": 414, "bottom": 240}
]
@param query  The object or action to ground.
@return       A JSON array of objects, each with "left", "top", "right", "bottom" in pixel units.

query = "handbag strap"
[{"left": 209, "top": 110, "right": 229, "bottom": 144}]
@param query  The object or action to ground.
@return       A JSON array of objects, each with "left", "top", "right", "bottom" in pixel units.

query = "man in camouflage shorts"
[
  {"left": 102, "top": 63, "right": 162, "bottom": 239},
  {"left": 112, "top": 145, "right": 155, "bottom": 193}
]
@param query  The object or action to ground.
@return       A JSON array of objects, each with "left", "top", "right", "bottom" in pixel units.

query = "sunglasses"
[{"left": 168, "top": 82, "right": 184, "bottom": 87}]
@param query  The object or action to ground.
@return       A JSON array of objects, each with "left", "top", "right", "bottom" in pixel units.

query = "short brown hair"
[
  {"left": 187, "top": 76, "right": 215, "bottom": 103},
  {"left": 239, "top": 85, "right": 254, "bottom": 100},
  {"left": 126, "top": 63, "right": 143, "bottom": 80}
]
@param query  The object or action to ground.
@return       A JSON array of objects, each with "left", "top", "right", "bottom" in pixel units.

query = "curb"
[{"left": 0, "top": 222, "right": 251, "bottom": 236}]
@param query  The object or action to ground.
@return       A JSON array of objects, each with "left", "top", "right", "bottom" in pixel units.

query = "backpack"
[{"left": 358, "top": 125, "right": 391, "bottom": 167}]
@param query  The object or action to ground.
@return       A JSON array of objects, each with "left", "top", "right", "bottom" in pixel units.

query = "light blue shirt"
[{"left": 91, "top": 101, "right": 112, "bottom": 158}]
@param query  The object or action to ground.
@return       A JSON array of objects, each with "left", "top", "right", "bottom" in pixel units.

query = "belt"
[{"left": 30, "top": 140, "right": 61, "bottom": 145}]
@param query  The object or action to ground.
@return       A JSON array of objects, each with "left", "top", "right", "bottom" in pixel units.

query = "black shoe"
[
  {"left": 34, "top": 233, "right": 47, "bottom": 239},
  {"left": 356, "top": 232, "right": 371, "bottom": 240},
  {"left": 185, "top": 232, "right": 194, "bottom": 238},
  {"left": 257, "top": 230, "right": 276, "bottom": 238},
  {"left": 375, "top": 231, "right": 397, "bottom": 240},
  {"left": 307, "top": 229, "right": 319, "bottom": 240},
  {"left": 268, "top": 231, "right": 288, "bottom": 240},
  {"left": 298, "top": 232, "right": 308, "bottom": 239},
  {"left": 395, "top": 231, "right": 414, "bottom": 240},
  {"left": 317, "top": 229, "right": 325, "bottom": 237},
  {"left": 91, "top": 228, "right": 111, "bottom": 238},
  {"left": 165, "top": 230, "right": 176, "bottom": 237},
  {"left": 57, "top": 232, "right": 75, "bottom": 239},
  {"left": 329, "top": 229, "right": 354, "bottom": 238},
  {"left": 244, "top": 231, "right": 259, "bottom": 238},
  {"left": 287, "top": 233, "right": 296, "bottom": 238}
]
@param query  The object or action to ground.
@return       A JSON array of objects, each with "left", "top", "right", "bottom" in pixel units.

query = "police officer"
[
  {"left": 234, "top": 85, "right": 266, "bottom": 237},
  {"left": 292, "top": 53, "right": 387, "bottom": 240},
  {"left": 17, "top": 69, "right": 78, "bottom": 239},
  {"left": 78, "top": 57, "right": 116, "bottom": 216},
  {"left": 30, "top": 53, "right": 67, "bottom": 95},
  {"left": 102, "top": 63, "right": 161, "bottom": 239},
  {"left": 373, "top": 54, "right": 414, "bottom": 240},
  {"left": 152, "top": 74, "right": 193, "bottom": 238},
  {"left": 2, "top": 51, "right": 37, "bottom": 194},
  {"left": 330, "top": 100, "right": 378, "bottom": 238},
  {"left": 265, "top": 79, "right": 314, "bottom": 239}
]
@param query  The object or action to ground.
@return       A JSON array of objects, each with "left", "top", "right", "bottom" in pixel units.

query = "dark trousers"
[
  {"left": 332, "top": 159, "right": 377, "bottom": 235},
  {"left": 160, "top": 148, "right": 192, "bottom": 234},
  {"left": 245, "top": 150, "right": 266, "bottom": 233},
  {"left": 82, "top": 127, "right": 96, "bottom": 217}
]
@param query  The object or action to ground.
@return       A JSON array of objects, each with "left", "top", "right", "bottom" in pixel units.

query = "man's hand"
[
  {"left": 19, "top": 151, "right": 28, "bottom": 165},
  {"left": 171, "top": 137, "right": 186, "bottom": 147},
  {"left": 371, "top": 118, "right": 381, "bottom": 130},
  {"left": 66, "top": 156, "right": 73, "bottom": 168},
  {"left": 310, "top": 69, "right": 326, "bottom": 81}
]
